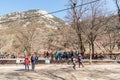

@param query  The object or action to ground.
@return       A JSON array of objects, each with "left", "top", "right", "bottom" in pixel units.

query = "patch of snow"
[
  {"left": 65, "top": 22, "right": 69, "bottom": 25},
  {"left": 37, "top": 10, "right": 53, "bottom": 19},
  {"left": 46, "top": 25, "right": 58, "bottom": 29}
]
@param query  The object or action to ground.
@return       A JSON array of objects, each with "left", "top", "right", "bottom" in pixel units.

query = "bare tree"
[
  {"left": 66, "top": 0, "right": 88, "bottom": 52},
  {"left": 0, "top": 37, "right": 7, "bottom": 51},
  {"left": 82, "top": 1, "right": 110, "bottom": 59},
  {"left": 0, "top": 29, "right": 13, "bottom": 52},
  {"left": 101, "top": 28, "right": 118, "bottom": 52},
  {"left": 114, "top": 0, "right": 120, "bottom": 50},
  {"left": 16, "top": 28, "right": 36, "bottom": 53},
  {"left": 60, "top": 25, "right": 78, "bottom": 50},
  {"left": 14, "top": 20, "right": 39, "bottom": 54},
  {"left": 114, "top": 0, "right": 120, "bottom": 22},
  {"left": 97, "top": 15, "right": 120, "bottom": 56}
]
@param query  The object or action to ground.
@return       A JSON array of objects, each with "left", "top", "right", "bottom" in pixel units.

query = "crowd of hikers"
[
  {"left": 24, "top": 50, "right": 85, "bottom": 71},
  {"left": 43, "top": 50, "right": 85, "bottom": 70},
  {"left": 0, "top": 49, "right": 107, "bottom": 71},
  {"left": 43, "top": 50, "right": 85, "bottom": 63}
]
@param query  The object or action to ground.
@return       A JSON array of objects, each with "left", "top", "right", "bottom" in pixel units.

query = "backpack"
[
  {"left": 78, "top": 56, "right": 82, "bottom": 62},
  {"left": 35, "top": 56, "right": 38, "bottom": 61},
  {"left": 31, "top": 56, "right": 35, "bottom": 62}
]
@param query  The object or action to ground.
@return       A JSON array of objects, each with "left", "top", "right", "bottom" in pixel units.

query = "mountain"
[
  {"left": 0, "top": 9, "right": 65, "bottom": 28},
  {"left": 0, "top": 9, "right": 76, "bottom": 54},
  {"left": 0, "top": 9, "right": 119, "bottom": 56}
]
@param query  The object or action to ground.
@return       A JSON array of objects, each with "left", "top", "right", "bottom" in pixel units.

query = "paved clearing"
[{"left": 0, "top": 63, "right": 120, "bottom": 80}]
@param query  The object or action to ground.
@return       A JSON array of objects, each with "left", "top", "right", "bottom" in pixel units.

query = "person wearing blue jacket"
[{"left": 31, "top": 54, "right": 38, "bottom": 71}]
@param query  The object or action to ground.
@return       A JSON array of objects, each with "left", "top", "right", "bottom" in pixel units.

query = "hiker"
[
  {"left": 43, "top": 51, "right": 47, "bottom": 58},
  {"left": 66, "top": 51, "right": 71, "bottom": 64},
  {"left": 78, "top": 55, "right": 84, "bottom": 68},
  {"left": 46, "top": 51, "right": 49, "bottom": 59},
  {"left": 72, "top": 56, "right": 76, "bottom": 70},
  {"left": 50, "top": 51, "right": 54, "bottom": 63},
  {"left": 58, "top": 50, "right": 62, "bottom": 63},
  {"left": 99, "top": 52, "right": 104, "bottom": 59},
  {"left": 24, "top": 57, "right": 30, "bottom": 71},
  {"left": 55, "top": 51, "right": 59, "bottom": 63},
  {"left": 31, "top": 54, "right": 38, "bottom": 71},
  {"left": 94, "top": 52, "right": 98, "bottom": 59},
  {"left": 81, "top": 51, "right": 85, "bottom": 59}
]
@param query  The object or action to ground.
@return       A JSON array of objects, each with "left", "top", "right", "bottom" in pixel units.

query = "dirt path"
[{"left": 0, "top": 63, "right": 120, "bottom": 80}]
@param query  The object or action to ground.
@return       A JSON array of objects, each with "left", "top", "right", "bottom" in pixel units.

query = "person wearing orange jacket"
[{"left": 24, "top": 57, "right": 30, "bottom": 71}]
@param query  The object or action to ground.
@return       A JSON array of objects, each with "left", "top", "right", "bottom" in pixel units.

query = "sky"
[{"left": 0, "top": 0, "right": 117, "bottom": 20}]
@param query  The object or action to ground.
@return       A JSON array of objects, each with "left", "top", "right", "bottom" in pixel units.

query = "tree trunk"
[
  {"left": 109, "top": 50, "right": 113, "bottom": 59},
  {"left": 115, "top": 0, "right": 120, "bottom": 22},
  {"left": 118, "top": 9, "right": 120, "bottom": 22},
  {"left": 91, "top": 41, "right": 94, "bottom": 59},
  {"left": 90, "top": 32, "right": 95, "bottom": 59},
  {"left": 72, "top": 3, "right": 85, "bottom": 53},
  {"left": 89, "top": 43, "right": 92, "bottom": 64},
  {"left": 77, "top": 33, "right": 85, "bottom": 52}
]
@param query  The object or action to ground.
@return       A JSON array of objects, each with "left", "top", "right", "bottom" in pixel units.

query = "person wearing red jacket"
[{"left": 24, "top": 57, "right": 30, "bottom": 71}]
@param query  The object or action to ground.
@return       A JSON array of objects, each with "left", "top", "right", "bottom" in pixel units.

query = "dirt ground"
[{"left": 0, "top": 63, "right": 120, "bottom": 80}]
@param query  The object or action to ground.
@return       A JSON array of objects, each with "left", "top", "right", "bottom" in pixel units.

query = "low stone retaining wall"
[
  {"left": 0, "top": 59, "right": 45, "bottom": 64},
  {"left": 0, "top": 59, "right": 120, "bottom": 64}
]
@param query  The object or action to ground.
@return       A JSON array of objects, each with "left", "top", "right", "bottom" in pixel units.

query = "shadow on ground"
[
  {"left": 117, "top": 61, "right": 120, "bottom": 64},
  {"left": 15, "top": 69, "right": 25, "bottom": 72}
]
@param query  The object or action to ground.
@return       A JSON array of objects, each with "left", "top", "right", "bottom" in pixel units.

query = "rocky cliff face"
[
  {"left": 0, "top": 9, "right": 65, "bottom": 28},
  {"left": 0, "top": 9, "right": 77, "bottom": 53}
]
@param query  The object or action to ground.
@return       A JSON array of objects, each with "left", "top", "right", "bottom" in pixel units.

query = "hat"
[{"left": 25, "top": 57, "right": 28, "bottom": 59}]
